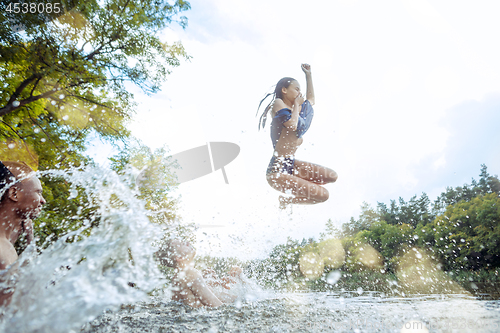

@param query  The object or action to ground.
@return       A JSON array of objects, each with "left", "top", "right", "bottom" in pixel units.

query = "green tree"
[
  {"left": 2, "top": 0, "right": 191, "bottom": 250},
  {"left": 340, "top": 202, "right": 379, "bottom": 236},
  {"left": 395, "top": 193, "right": 433, "bottom": 228},
  {"left": 416, "top": 193, "right": 433, "bottom": 226},
  {"left": 354, "top": 220, "right": 415, "bottom": 270},
  {"left": 424, "top": 193, "right": 500, "bottom": 271},
  {"left": 432, "top": 165, "right": 500, "bottom": 215},
  {"left": 109, "top": 142, "right": 190, "bottom": 238},
  {"left": 245, "top": 238, "right": 304, "bottom": 289},
  {"left": 1, "top": 0, "right": 190, "bottom": 161},
  {"left": 478, "top": 164, "right": 500, "bottom": 194},
  {"left": 320, "top": 218, "right": 342, "bottom": 240},
  {"left": 377, "top": 199, "right": 399, "bottom": 225}
]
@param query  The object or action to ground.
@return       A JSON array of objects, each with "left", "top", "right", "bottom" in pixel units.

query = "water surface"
[{"left": 84, "top": 292, "right": 500, "bottom": 332}]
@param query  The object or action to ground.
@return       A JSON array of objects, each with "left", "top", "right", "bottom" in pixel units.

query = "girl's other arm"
[
  {"left": 302, "top": 64, "right": 315, "bottom": 105},
  {"left": 188, "top": 270, "right": 223, "bottom": 307},
  {"left": 279, "top": 96, "right": 304, "bottom": 131}
]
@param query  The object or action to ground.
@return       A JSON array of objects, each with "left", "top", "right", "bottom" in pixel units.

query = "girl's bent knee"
[
  {"left": 310, "top": 187, "right": 329, "bottom": 202},
  {"left": 319, "top": 189, "right": 329, "bottom": 202},
  {"left": 328, "top": 170, "right": 338, "bottom": 183}
]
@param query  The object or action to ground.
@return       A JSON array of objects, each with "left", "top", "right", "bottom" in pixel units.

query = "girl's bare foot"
[{"left": 279, "top": 195, "right": 290, "bottom": 210}]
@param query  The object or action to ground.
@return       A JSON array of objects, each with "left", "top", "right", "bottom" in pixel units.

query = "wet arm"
[
  {"left": 280, "top": 100, "right": 302, "bottom": 131},
  {"left": 209, "top": 288, "right": 237, "bottom": 303},
  {"left": 305, "top": 72, "right": 315, "bottom": 105},
  {"left": 189, "top": 271, "right": 223, "bottom": 307}
]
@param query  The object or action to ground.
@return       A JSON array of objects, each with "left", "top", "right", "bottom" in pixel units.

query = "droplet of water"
[
  {"left": 51, "top": 101, "right": 56, "bottom": 105},
  {"left": 8, "top": 143, "right": 16, "bottom": 149},
  {"left": 68, "top": 189, "right": 78, "bottom": 199},
  {"left": 59, "top": 94, "right": 65, "bottom": 99},
  {"left": 34, "top": 128, "right": 40, "bottom": 133},
  {"left": 326, "top": 270, "right": 341, "bottom": 285},
  {"left": 12, "top": 101, "right": 20, "bottom": 107},
  {"left": 62, "top": 115, "right": 69, "bottom": 121}
]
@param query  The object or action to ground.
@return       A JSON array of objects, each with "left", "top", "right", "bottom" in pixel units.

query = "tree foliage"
[
  {"left": 1, "top": 0, "right": 190, "bottom": 163},
  {"left": 432, "top": 164, "right": 500, "bottom": 215},
  {"left": 423, "top": 192, "right": 500, "bottom": 270},
  {"left": 1, "top": 0, "right": 191, "bottom": 251},
  {"left": 109, "top": 142, "right": 194, "bottom": 241}
]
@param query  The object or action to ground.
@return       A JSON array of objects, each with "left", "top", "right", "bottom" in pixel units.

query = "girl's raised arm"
[{"left": 302, "top": 64, "right": 315, "bottom": 105}]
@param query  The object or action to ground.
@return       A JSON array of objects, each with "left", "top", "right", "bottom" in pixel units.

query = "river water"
[{"left": 83, "top": 291, "right": 500, "bottom": 333}]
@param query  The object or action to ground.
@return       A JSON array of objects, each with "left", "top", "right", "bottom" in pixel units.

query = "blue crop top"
[{"left": 270, "top": 100, "right": 314, "bottom": 149}]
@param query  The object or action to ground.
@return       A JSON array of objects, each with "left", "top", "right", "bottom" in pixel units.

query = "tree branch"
[
  {"left": 69, "top": 94, "right": 114, "bottom": 109},
  {"left": 29, "top": 77, "right": 42, "bottom": 97},
  {"left": 5, "top": 73, "right": 41, "bottom": 106},
  {"left": 0, "top": 89, "right": 57, "bottom": 117},
  {"left": 0, "top": 120, "right": 38, "bottom": 165},
  {"left": 27, "top": 109, "right": 68, "bottom": 163}
]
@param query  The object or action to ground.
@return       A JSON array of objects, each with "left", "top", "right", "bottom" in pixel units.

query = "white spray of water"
[{"left": 0, "top": 166, "right": 168, "bottom": 333}]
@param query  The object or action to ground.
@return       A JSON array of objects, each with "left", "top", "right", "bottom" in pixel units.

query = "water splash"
[{"left": 0, "top": 165, "right": 166, "bottom": 333}]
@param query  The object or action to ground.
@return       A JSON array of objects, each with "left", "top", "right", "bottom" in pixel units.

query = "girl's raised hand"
[{"left": 301, "top": 63, "right": 311, "bottom": 74}]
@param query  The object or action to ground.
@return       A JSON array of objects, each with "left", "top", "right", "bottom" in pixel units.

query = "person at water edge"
[
  {"left": 0, "top": 161, "right": 46, "bottom": 306},
  {"left": 155, "top": 239, "right": 242, "bottom": 307},
  {"left": 257, "top": 64, "right": 338, "bottom": 208}
]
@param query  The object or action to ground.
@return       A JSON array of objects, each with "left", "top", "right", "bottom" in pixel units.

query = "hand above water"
[
  {"left": 301, "top": 63, "right": 311, "bottom": 75},
  {"left": 228, "top": 266, "right": 243, "bottom": 278}
]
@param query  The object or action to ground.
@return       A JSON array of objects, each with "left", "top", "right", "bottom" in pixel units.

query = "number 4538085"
[{"left": 5, "top": 2, "right": 61, "bottom": 14}]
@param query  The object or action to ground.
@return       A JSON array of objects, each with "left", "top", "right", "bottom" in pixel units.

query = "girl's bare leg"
[
  {"left": 266, "top": 160, "right": 337, "bottom": 207},
  {"left": 293, "top": 159, "right": 338, "bottom": 184},
  {"left": 267, "top": 173, "right": 330, "bottom": 206}
]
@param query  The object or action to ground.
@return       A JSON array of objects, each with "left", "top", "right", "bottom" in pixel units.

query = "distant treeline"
[{"left": 243, "top": 165, "right": 500, "bottom": 292}]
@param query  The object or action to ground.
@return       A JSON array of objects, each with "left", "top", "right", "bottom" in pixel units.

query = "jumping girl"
[{"left": 257, "top": 64, "right": 337, "bottom": 208}]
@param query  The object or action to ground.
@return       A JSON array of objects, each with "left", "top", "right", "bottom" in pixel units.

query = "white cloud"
[
  {"left": 425, "top": 66, "right": 460, "bottom": 100},
  {"left": 402, "top": 0, "right": 452, "bottom": 35}
]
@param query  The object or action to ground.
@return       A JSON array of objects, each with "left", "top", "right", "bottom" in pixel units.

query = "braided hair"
[{"left": 257, "top": 77, "right": 296, "bottom": 130}]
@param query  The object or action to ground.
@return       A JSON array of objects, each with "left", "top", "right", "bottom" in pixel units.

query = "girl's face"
[{"left": 282, "top": 80, "right": 301, "bottom": 102}]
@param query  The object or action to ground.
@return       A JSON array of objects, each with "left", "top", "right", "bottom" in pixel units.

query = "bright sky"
[{"left": 87, "top": 0, "right": 500, "bottom": 260}]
